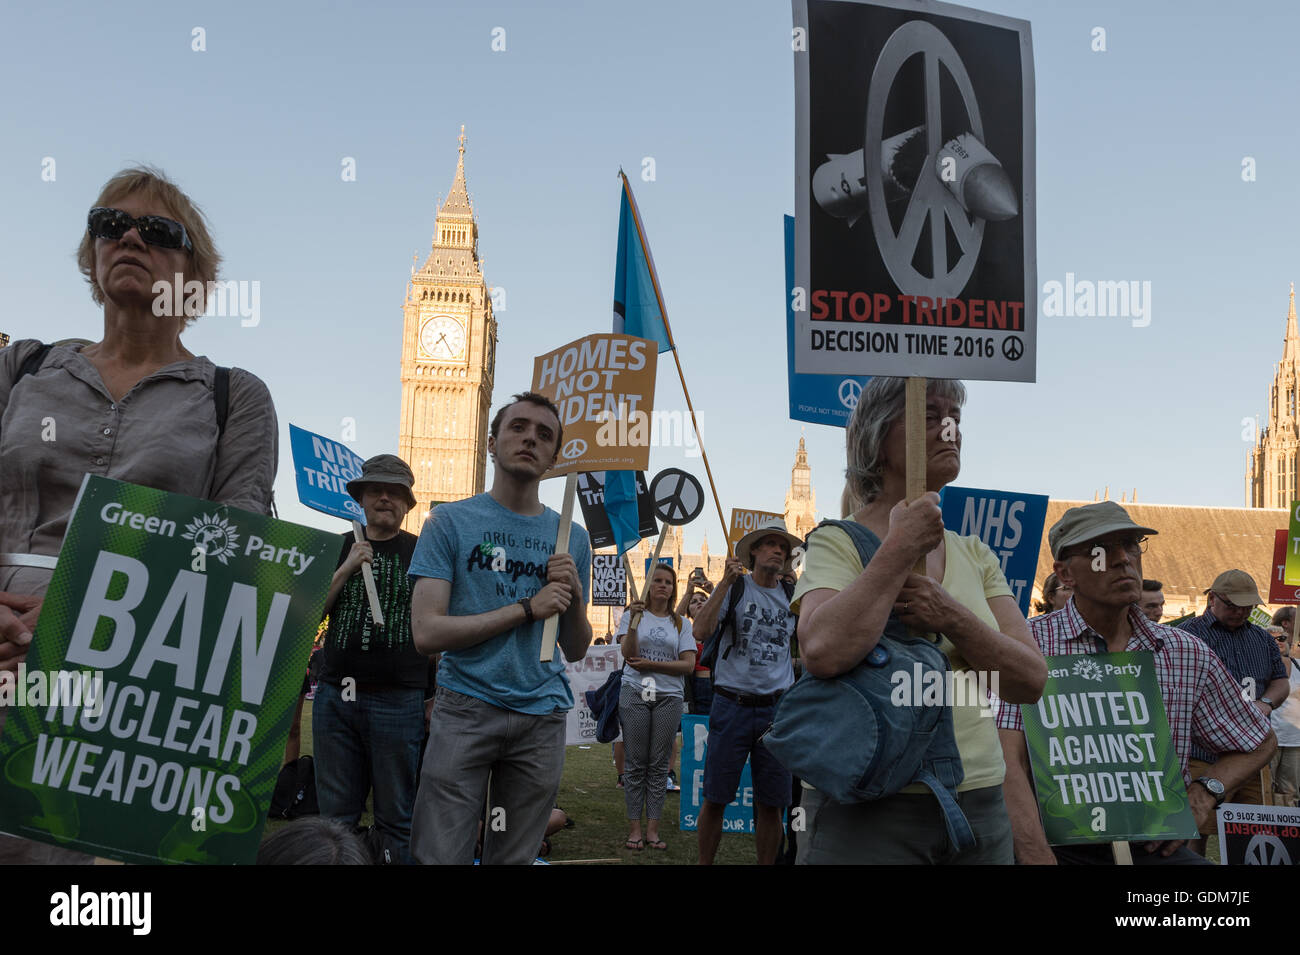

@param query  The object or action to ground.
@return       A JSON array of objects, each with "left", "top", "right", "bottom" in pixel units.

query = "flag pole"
[{"left": 620, "top": 172, "right": 729, "bottom": 546}]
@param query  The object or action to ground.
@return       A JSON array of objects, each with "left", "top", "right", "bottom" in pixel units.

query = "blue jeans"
[
  {"left": 690, "top": 674, "right": 713, "bottom": 715},
  {"left": 312, "top": 682, "right": 425, "bottom": 864}
]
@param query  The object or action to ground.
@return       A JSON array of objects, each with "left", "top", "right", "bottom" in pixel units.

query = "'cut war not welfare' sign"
[
  {"left": 0, "top": 476, "right": 337, "bottom": 864},
  {"left": 1021, "top": 652, "right": 1198, "bottom": 846}
]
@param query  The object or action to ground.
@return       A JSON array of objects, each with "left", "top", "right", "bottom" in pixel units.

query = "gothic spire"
[
  {"left": 439, "top": 124, "right": 474, "bottom": 219},
  {"left": 1285, "top": 282, "right": 1298, "bottom": 363}
]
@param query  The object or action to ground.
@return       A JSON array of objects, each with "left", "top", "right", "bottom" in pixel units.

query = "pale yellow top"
[{"left": 791, "top": 525, "right": 1012, "bottom": 792}]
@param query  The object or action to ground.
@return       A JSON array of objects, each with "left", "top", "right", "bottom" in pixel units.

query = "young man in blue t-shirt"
[{"left": 408, "top": 392, "right": 592, "bottom": 864}]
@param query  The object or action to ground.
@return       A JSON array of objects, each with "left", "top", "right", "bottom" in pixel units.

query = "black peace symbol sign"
[
  {"left": 650, "top": 468, "right": 704, "bottom": 526},
  {"left": 866, "top": 20, "right": 985, "bottom": 298},
  {"left": 1002, "top": 336, "right": 1023, "bottom": 361}
]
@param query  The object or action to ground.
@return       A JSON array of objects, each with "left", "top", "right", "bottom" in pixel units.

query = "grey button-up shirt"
[{"left": 0, "top": 337, "right": 278, "bottom": 596}]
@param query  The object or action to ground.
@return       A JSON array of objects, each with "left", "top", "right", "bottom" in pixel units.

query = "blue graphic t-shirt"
[{"left": 408, "top": 492, "right": 591, "bottom": 714}]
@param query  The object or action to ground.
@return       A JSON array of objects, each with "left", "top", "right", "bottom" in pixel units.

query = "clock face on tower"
[{"left": 419, "top": 315, "right": 466, "bottom": 361}]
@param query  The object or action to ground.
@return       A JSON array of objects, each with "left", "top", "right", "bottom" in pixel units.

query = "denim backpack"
[{"left": 762, "top": 519, "right": 975, "bottom": 852}]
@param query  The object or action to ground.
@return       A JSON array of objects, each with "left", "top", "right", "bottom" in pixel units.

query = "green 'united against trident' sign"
[
  {"left": 0, "top": 475, "right": 337, "bottom": 864},
  {"left": 1021, "top": 652, "right": 1198, "bottom": 845}
]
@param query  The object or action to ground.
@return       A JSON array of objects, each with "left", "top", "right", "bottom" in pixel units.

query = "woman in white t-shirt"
[{"left": 616, "top": 562, "right": 696, "bottom": 851}]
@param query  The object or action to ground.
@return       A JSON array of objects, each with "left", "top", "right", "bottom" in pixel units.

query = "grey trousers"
[
  {"left": 411, "top": 687, "right": 566, "bottom": 865},
  {"left": 797, "top": 784, "right": 1015, "bottom": 864},
  {"left": 619, "top": 683, "right": 682, "bottom": 822}
]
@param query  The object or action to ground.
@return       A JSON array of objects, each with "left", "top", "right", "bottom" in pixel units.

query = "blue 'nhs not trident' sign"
[
  {"left": 939, "top": 486, "right": 1048, "bottom": 618},
  {"left": 289, "top": 424, "right": 366, "bottom": 523}
]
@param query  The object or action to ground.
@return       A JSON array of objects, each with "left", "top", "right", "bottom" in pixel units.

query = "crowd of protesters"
[{"left": 0, "top": 165, "right": 1292, "bottom": 866}]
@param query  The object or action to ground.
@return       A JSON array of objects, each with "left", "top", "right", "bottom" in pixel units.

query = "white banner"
[{"left": 564, "top": 644, "right": 623, "bottom": 745}]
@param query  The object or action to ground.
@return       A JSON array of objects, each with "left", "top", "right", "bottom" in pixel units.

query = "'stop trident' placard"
[
  {"left": 792, "top": 0, "right": 1036, "bottom": 382},
  {"left": 531, "top": 333, "right": 658, "bottom": 477}
]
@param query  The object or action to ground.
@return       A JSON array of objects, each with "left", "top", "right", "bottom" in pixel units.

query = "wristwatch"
[
  {"left": 1193, "top": 776, "right": 1226, "bottom": 806},
  {"left": 1260, "top": 697, "right": 1276, "bottom": 711}
]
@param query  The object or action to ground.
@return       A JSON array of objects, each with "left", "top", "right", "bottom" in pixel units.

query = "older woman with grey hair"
[
  {"left": 0, "top": 166, "right": 278, "bottom": 863},
  {"left": 790, "top": 376, "right": 1046, "bottom": 864}
]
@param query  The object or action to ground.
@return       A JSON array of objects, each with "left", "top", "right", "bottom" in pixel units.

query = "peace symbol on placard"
[
  {"left": 838, "top": 378, "right": 862, "bottom": 410},
  {"left": 865, "top": 20, "right": 985, "bottom": 299},
  {"left": 650, "top": 468, "right": 704, "bottom": 526},
  {"left": 562, "top": 438, "right": 587, "bottom": 460},
  {"left": 1002, "top": 336, "right": 1023, "bottom": 361},
  {"left": 1245, "top": 833, "right": 1291, "bottom": 866}
]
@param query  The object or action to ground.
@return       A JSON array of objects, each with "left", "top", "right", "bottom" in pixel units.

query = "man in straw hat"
[
  {"left": 691, "top": 517, "right": 802, "bottom": 865},
  {"left": 315, "top": 453, "right": 425, "bottom": 864},
  {"left": 1178, "top": 569, "right": 1289, "bottom": 817},
  {"left": 997, "top": 502, "right": 1275, "bottom": 864}
]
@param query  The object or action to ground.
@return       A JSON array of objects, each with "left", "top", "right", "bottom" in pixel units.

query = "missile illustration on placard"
[{"left": 813, "top": 124, "right": 1018, "bottom": 225}]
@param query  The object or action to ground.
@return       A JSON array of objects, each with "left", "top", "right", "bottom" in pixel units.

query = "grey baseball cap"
[
  {"left": 1048, "top": 501, "right": 1157, "bottom": 559},
  {"left": 346, "top": 453, "right": 416, "bottom": 510}
]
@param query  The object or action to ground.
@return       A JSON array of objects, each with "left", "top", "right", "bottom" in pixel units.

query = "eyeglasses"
[
  {"left": 87, "top": 207, "right": 192, "bottom": 251},
  {"left": 1210, "top": 593, "right": 1250, "bottom": 611},
  {"left": 1066, "top": 536, "right": 1148, "bottom": 560}
]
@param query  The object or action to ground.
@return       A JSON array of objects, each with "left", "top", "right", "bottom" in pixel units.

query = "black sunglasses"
[{"left": 87, "top": 207, "right": 193, "bottom": 252}]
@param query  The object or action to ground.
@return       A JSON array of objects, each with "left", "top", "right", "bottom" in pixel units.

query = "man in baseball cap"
[
  {"left": 997, "top": 502, "right": 1275, "bottom": 865},
  {"left": 316, "top": 452, "right": 426, "bottom": 864},
  {"left": 1178, "top": 568, "right": 1289, "bottom": 826}
]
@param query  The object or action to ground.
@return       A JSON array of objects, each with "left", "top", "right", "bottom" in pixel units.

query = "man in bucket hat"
[
  {"left": 315, "top": 453, "right": 426, "bottom": 864},
  {"left": 997, "top": 502, "right": 1275, "bottom": 864},
  {"left": 1178, "top": 569, "right": 1289, "bottom": 823},
  {"left": 691, "top": 517, "right": 802, "bottom": 864}
]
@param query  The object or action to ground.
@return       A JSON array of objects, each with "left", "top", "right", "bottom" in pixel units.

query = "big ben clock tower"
[{"left": 399, "top": 127, "right": 498, "bottom": 532}]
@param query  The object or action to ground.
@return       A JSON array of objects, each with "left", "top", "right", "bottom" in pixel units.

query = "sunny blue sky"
[{"left": 3, "top": 0, "right": 1298, "bottom": 551}]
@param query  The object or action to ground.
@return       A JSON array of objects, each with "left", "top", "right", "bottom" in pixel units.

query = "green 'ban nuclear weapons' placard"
[
  {"left": 1021, "top": 652, "right": 1198, "bottom": 845},
  {"left": 0, "top": 475, "right": 337, "bottom": 864}
]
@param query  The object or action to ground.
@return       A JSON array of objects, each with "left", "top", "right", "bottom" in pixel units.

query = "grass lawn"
[{"left": 267, "top": 700, "right": 760, "bottom": 864}]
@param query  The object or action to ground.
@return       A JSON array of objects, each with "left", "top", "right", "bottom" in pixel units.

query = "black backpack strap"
[
  {"left": 15, "top": 342, "right": 53, "bottom": 384},
  {"left": 213, "top": 366, "right": 230, "bottom": 440},
  {"left": 717, "top": 577, "right": 747, "bottom": 661}
]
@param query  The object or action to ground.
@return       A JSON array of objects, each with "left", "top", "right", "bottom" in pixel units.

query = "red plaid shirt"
[{"left": 996, "top": 601, "right": 1272, "bottom": 783}]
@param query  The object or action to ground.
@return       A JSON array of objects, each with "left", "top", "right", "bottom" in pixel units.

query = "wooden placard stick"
[
  {"left": 1111, "top": 841, "right": 1133, "bottom": 865},
  {"left": 641, "top": 530, "right": 671, "bottom": 602},
  {"left": 904, "top": 377, "right": 930, "bottom": 581},
  {"left": 351, "top": 520, "right": 385, "bottom": 628},
  {"left": 540, "top": 472, "right": 579, "bottom": 662}
]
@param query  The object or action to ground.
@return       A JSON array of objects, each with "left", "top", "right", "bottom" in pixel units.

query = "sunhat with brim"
[
  {"left": 345, "top": 454, "right": 417, "bottom": 510},
  {"left": 1048, "top": 501, "right": 1157, "bottom": 560},
  {"left": 1204, "top": 569, "right": 1264, "bottom": 608},
  {"left": 736, "top": 519, "right": 804, "bottom": 574}
]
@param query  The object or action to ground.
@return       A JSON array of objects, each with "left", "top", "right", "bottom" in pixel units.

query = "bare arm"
[
  {"left": 411, "top": 576, "right": 530, "bottom": 654},
  {"left": 997, "top": 728, "right": 1057, "bottom": 864},
  {"left": 630, "top": 650, "right": 696, "bottom": 677},
  {"left": 691, "top": 559, "right": 742, "bottom": 640},
  {"left": 899, "top": 590, "right": 1045, "bottom": 704},
  {"left": 799, "top": 496, "right": 944, "bottom": 679},
  {"left": 1182, "top": 734, "right": 1278, "bottom": 841},
  {"left": 551, "top": 553, "right": 592, "bottom": 663},
  {"left": 322, "top": 541, "right": 371, "bottom": 617},
  {"left": 1263, "top": 677, "right": 1291, "bottom": 712}
]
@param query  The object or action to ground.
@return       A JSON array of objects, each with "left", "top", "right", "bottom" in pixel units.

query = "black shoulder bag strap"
[
  {"left": 717, "top": 577, "right": 747, "bottom": 661},
  {"left": 14, "top": 343, "right": 53, "bottom": 384},
  {"left": 213, "top": 366, "right": 230, "bottom": 439}
]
